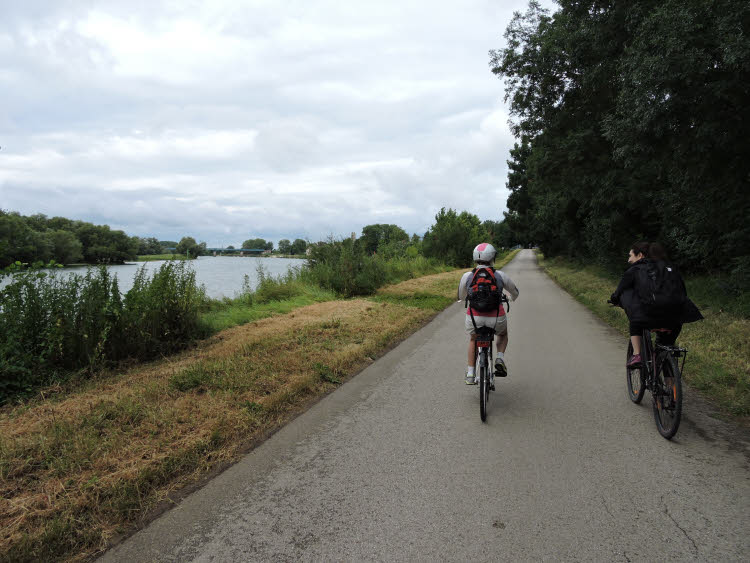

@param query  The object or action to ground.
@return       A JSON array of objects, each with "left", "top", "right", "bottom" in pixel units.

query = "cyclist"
[
  {"left": 610, "top": 241, "right": 702, "bottom": 367},
  {"left": 458, "top": 243, "right": 519, "bottom": 384}
]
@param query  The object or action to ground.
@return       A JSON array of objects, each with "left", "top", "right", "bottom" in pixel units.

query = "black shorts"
[{"left": 629, "top": 321, "right": 682, "bottom": 345}]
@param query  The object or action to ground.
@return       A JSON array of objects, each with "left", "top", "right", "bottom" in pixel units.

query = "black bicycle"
[
  {"left": 474, "top": 295, "right": 510, "bottom": 422},
  {"left": 626, "top": 327, "right": 687, "bottom": 440}
]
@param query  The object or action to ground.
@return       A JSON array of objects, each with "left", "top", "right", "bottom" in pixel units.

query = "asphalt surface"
[{"left": 100, "top": 250, "right": 749, "bottom": 562}]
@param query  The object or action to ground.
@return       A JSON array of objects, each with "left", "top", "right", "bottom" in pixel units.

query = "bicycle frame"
[
  {"left": 641, "top": 329, "right": 687, "bottom": 387},
  {"left": 471, "top": 294, "right": 509, "bottom": 422},
  {"left": 636, "top": 329, "right": 687, "bottom": 439},
  {"left": 475, "top": 327, "right": 494, "bottom": 422}
]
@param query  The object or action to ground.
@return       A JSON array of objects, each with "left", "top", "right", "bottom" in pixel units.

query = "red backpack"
[{"left": 466, "top": 267, "right": 503, "bottom": 312}]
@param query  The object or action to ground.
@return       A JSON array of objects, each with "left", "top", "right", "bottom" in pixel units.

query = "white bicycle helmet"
[{"left": 473, "top": 242, "right": 497, "bottom": 264}]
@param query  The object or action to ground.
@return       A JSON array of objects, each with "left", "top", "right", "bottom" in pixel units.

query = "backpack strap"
[{"left": 469, "top": 306, "right": 478, "bottom": 331}]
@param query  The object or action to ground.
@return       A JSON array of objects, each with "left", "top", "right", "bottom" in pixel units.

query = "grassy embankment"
[
  {"left": 0, "top": 249, "right": 518, "bottom": 562},
  {"left": 538, "top": 254, "right": 749, "bottom": 419}
]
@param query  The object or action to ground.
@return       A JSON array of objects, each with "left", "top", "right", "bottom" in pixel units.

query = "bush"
[
  {"left": 0, "top": 261, "right": 205, "bottom": 403},
  {"left": 303, "top": 238, "right": 448, "bottom": 297},
  {"left": 303, "top": 238, "right": 386, "bottom": 297}
]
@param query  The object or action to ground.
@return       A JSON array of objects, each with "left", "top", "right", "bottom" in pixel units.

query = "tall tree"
[
  {"left": 290, "top": 238, "right": 307, "bottom": 255},
  {"left": 176, "top": 237, "right": 202, "bottom": 257},
  {"left": 242, "top": 238, "right": 271, "bottom": 250},
  {"left": 491, "top": 0, "right": 749, "bottom": 277},
  {"left": 422, "top": 208, "right": 488, "bottom": 267},
  {"left": 360, "top": 224, "right": 409, "bottom": 254}
]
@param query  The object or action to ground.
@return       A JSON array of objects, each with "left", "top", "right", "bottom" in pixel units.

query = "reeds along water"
[
  {"left": 0, "top": 262, "right": 205, "bottom": 402},
  {"left": 0, "top": 245, "right": 448, "bottom": 403}
]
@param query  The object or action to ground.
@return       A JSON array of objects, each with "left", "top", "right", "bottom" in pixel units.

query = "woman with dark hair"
[{"left": 610, "top": 241, "right": 702, "bottom": 367}]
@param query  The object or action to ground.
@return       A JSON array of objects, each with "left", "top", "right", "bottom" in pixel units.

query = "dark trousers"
[{"left": 629, "top": 321, "right": 682, "bottom": 346}]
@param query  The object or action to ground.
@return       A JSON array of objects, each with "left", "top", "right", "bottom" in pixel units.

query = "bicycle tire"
[
  {"left": 479, "top": 352, "right": 488, "bottom": 422},
  {"left": 626, "top": 341, "right": 645, "bottom": 404},
  {"left": 652, "top": 355, "right": 682, "bottom": 440}
]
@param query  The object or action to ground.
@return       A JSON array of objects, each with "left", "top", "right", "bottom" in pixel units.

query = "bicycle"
[
  {"left": 625, "top": 327, "right": 687, "bottom": 440},
  {"left": 474, "top": 295, "right": 510, "bottom": 422}
]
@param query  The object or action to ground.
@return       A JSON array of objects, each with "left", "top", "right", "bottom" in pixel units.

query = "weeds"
[{"left": 0, "top": 262, "right": 206, "bottom": 403}]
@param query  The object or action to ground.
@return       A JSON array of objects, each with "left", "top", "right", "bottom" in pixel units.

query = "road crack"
[{"left": 661, "top": 496, "right": 698, "bottom": 554}]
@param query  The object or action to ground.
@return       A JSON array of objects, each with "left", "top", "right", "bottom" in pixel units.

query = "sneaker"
[
  {"left": 626, "top": 354, "right": 643, "bottom": 368},
  {"left": 494, "top": 358, "right": 507, "bottom": 378},
  {"left": 465, "top": 371, "right": 477, "bottom": 385}
]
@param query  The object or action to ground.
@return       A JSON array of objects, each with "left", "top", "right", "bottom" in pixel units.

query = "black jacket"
[{"left": 610, "top": 259, "right": 703, "bottom": 326}]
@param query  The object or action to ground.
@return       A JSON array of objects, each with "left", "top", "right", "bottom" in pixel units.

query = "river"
[{"left": 1, "top": 257, "right": 305, "bottom": 300}]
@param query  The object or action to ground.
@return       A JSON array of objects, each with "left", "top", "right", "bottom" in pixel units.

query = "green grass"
[
  {"left": 198, "top": 283, "right": 337, "bottom": 334},
  {"left": 539, "top": 254, "right": 750, "bottom": 417}
]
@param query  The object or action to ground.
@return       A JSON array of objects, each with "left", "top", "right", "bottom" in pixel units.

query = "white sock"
[
  {"left": 467, "top": 366, "right": 475, "bottom": 375},
  {"left": 496, "top": 352, "right": 504, "bottom": 361}
]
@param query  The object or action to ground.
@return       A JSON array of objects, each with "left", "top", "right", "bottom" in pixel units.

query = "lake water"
[{"left": 1, "top": 257, "right": 305, "bottom": 300}]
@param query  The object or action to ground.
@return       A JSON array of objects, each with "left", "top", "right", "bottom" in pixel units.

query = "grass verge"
[
  {"left": 0, "top": 269, "right": 465, "bottom": 562},
  {"left": 538, "top": 254, "right": 749, "bottom": 419}
]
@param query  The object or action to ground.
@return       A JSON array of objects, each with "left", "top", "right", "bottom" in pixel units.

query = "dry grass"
[
  {"left": 0, "top": 274, "right": 460, "bottom": 561},
  {"left": 377, "top": 269, "right": 463, "bottom": 297}
]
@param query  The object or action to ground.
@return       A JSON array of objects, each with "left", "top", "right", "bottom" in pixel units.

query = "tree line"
[
  {"left": 1, "top": 206, "right": 523, "bottom": 270},
  {"left": 0, "top": 210, "right": 140, "bottom": 267},
  {"left": 491, "top": 0, "right": 749, "bottom": 284},
  {"left": 0, "top": 210, "right": 316, "bottom": 267}
]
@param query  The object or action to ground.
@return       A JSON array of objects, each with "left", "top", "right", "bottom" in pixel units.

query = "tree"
[
  {"left": 277, "top": 239, "right": 292, "bottom": 254},
  {"left": 242, "top": 238, "right": 269, "bottom": 250},
  {"left": 360, "top": 224, "right": 409, "bottom": 254},
  {"left": 291, "top": 238, "right": 307, "bottom": 255},
  {"left": 422, "top": 208, "right": 488, "bottom": 267},
  {"left": 503, "top": 139, "right": 533, "bottom": 247},
  {"left": 136, "top": 237, "right": 163, "bottom": 255},
  {"left": 490, "top": 0, "right": 750, "bottom": 279},
  {"left": 74, "top": 223, "right": 137, "bottom": 263},
  {"left": 176, "top": 236, "right": 202, "bottom": 258},
  {"left": 47, "top": 230, "right": 83, "bottom": 264}
]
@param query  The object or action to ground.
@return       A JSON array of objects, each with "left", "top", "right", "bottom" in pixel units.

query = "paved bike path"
[{"left": 101, "top": 250, "right": 749, "bottom": 562}]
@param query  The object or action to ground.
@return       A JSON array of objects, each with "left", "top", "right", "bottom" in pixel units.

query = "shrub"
[{"left": 0, "top": 261, "right": 205, "bottom": 403}]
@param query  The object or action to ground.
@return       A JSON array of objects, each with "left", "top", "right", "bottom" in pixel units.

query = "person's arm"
[
  {"left": 457, "top": 272, "right": 471, "bottom": 302},
  {"left": 497, "top": 271, "right": 519, "bottom": 301},
  {"left": 610, "top": 267, "right": 635, "bottom": 305}
]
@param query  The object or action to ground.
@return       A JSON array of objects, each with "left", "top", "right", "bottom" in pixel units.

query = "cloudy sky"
[{"left": 1, "top": 0, "right": 555, "bottom": 247}]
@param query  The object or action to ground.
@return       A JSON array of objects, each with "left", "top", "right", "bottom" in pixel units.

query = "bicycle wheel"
[
  {"left": 626, "top": 341, "right": 645, "bottom": 404},
  {"left": 479, "top": 353, "right": 489, "bottom": 422},
  {"left": 652, "top": 355, "right": 682, "bottom": 440}
]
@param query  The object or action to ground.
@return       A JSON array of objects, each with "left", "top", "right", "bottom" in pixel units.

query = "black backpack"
[
  {"left": 635, "top": 260, "right": 687, "bottom": 313},
  {"left": 466, "top": 267, "right": 504, "bottom": 312}
]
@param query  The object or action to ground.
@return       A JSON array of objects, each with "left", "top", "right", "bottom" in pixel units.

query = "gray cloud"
[{"left": 0, "top": 0, "right": 557, "bottom": 246}]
